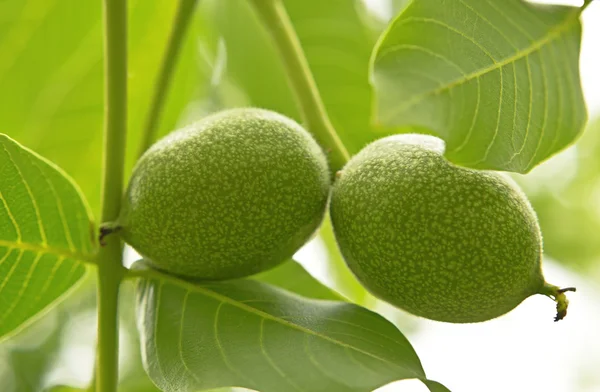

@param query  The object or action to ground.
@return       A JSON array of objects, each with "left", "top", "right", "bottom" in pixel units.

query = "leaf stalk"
[
  {"left": 249, "top": 0, "right": 350, "bottom": 173},
  {"left": 137, "top": 0, "right": 200, "bottom": 158},
  {"left": 96, "top": 0, "right": 128, "bottom": 390}
]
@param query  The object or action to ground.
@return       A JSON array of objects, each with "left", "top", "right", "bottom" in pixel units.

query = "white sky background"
[{"left": 44, "top": 1, "right": 600, "bottom": 391}]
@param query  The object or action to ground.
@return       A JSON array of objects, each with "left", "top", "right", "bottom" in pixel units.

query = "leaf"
[
  {"left": 252, "top": 259, "right": 342, "bottom": 301},
  {"left": 134, "top": 262, "right": 449, "bottom": 392},
  {"left": 422, "top": 380, "right": 453, "bottom": 392},
  {"left": 370, "top": 0, "right": 587, "bottom": 172},
  {"left": 199, "top": 0, "right": 385, "bottom": 154},
  {"left": 0, "top": 135, "right": 95, "bottom": 341}
]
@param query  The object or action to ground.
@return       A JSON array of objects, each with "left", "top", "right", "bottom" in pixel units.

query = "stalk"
[
  {"left": 249, "top": 0, "right": 350, "bottom": 173},
  {"left": 138, "top": 0, "right": 200, "bottom": 157},
  {"left": 96, "top": 0, "right": 128, "bottom": 390},
  {"left": 539, "top": 283, "right": 576, "bottom": 322}
]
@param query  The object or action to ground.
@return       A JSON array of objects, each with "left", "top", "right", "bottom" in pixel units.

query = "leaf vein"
[
  {"left": 0, "top": 239, "right": 94, "bottom": 263},
  {"left": 525, "top": 50, "right": 550, "bottom": 170},
  {"left": 0, "top": 190, "right": 21, "bottom": 240},
  {"left": 504, "top": 56, "right": 534, "bottom": 166},
  {"left": 152, "top": 282, "right": 167, "bottom": 384},
  {"left": 0, "top": 253, "right": 44, "bottom": 325},
  {"left": 178, "top": 291, "right": 202, "bottom": 387},
  {"left": 31, "top": 255, "right": 65, "bottom": 311},
  {"left": 562, "top": 36, "right": 582, "bottom": 145},
  {"left": 395, "top": 16, "right": 497, "bottom": 61},
  {"left": 0, "top": 142, "right": 48, "bottom": 245},
  {"left": 213, "top": 302, "right": 256, "bottom": 385},
  {"left": 189, "top": 282, "right": 418, "bottom": 371},
  {"left": 377, "top": 9, "right": 579, "bottom": 123},
  {"left": 302, "top": 334, "right": 347, "bottom": 387},
  {"left": 0, "top": 249, "right": 24, "bottom": 294},
  {"left": 473, "top": 66, "right": 504, "bottom": 165},
  {"left": 259, "top": 319, "right": 304, "bottom": 392},
  {"left": 448, "top": 76, "right": 480, "bottom": 153},
  {"left": 455, "top": 0, "right": 520, "bottom": 50},
  {"left": 26, "top": 153, "right": 76, "bottom": 252}
]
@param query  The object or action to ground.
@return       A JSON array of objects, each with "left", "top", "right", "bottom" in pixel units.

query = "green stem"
[
  {"left": 96, "top": 0, "right": 128, "bottom": 391},
  {"left": 138, "top": 0, "right": 200, "bottom": 158},
  {"left": 583, "top": 0, "right": 594, "bottom": 11},
  {"left": 539, "top": 283, "right": 576, "bottom": 322},
  {"left": 249, "top": 0, "right": 350, "bottom": 173}
]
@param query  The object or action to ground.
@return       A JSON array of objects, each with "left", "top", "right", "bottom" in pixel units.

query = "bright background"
[{"left": 0, "top": 0, "right": 599, "bottom": 391}]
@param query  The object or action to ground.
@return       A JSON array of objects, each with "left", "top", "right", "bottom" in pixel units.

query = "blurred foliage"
[
  {"left": 515, "top": 118, "right": 600, "bottom": 276},
  {"left": 0, "top": 278, "right": 166, "bottom": 392},
  {"left": 197, "top": 0, "right": 399, "bottom": 155},
  {"left": 0, "top": 0, "right": 208, "bottom": 216},
  {"left": 0, "top": 0, "right": 103, "bottom": 212},
  {"left": 0, "top": 276, "right": 96, "bottom": 392},
  {"left": 45, "top": 386, "right": 85, "bottom": 392},
  {"left": 391, "top": 0, "right": 411, "bottom": 15},
  {"left": 7, "top": 314, "right": 63, "bottom": 392}
]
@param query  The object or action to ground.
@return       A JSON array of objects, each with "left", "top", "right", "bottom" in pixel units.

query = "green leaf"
[
  {"left": 370, "top": 0, "right": 587, "bottom": 172},
  {"left": 0, "top": 135, "right": 95, "bottom": 341},
  {"left": 200, "top": 0, "right": 385, "bottom": 154},
  {"left": 422, "top": 380, "right": 453, "bottom": 392},
  {"left": 134, "top": 262, "right": 448, "bottom": 392},
  {"left": 253, "top": 259, "right": 342, "bottom": 301}
]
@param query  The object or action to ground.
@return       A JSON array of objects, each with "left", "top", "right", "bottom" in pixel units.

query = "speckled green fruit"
[
  {"left": 119, "top": 108, "right": 330, "bottom": 280},
  {"left": 330, "top": 134, "right": 572, "bottom": 323}
]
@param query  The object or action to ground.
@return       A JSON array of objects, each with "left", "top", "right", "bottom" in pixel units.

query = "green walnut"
[
  {"left": 330, "top": 134, "right": 574, "bottom": 323},
  {"left": 118, "top": 108, "right": 330, "bottom": 280}
]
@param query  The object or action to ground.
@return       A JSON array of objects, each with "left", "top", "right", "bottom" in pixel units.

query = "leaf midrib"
[
  {"left": 139, "top": 270, "right": 423, "bottom": 378},
  {"left": 0, "top": 239, "right": 95, "bottom": 263},
  {"left": 377, "top": 8, "right": 581, "bottom": 120}
]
